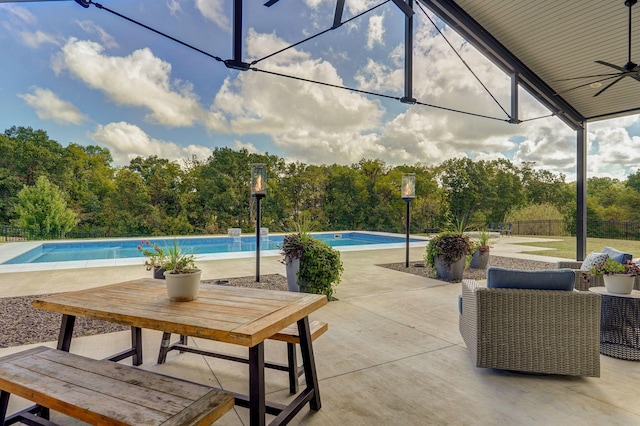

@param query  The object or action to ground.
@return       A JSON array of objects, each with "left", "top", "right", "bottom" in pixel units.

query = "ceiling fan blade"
[
  {"left": 555, "top": 74, "right": 623, "bottom": 95},
  {"left": 263, "top": 0, "right": 279, "bottom": 6},
  {"left": 594, "top": 75, "right": 626, "bottom": 97},
  {"left": 552, "top": 72, "right": 622, "bottom": 82},
  {"left": 595, "top": 60, "right": 629, "bottom": 72}
]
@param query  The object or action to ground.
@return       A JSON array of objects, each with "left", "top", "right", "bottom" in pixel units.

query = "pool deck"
[{"left": 1, "top": 236, "right": 639, "bottom": 425}]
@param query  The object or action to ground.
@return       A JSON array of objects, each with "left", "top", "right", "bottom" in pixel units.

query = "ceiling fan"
[{"left": 556, "top": 0, "right": 640, "bottom": 97}]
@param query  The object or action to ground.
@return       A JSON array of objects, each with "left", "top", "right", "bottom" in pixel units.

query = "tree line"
[{"left": 2, "top": 125, "right": 640, "bottom": 237}]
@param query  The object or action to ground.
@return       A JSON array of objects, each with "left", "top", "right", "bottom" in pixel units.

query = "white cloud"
[
  {"left": 0, "top": 5, "right": 58, "bottom": 47},
  {"left": 90, "top": 122, "right": 212, "bottom": 166},
  {"left": 167, "top": 0, "right": 182, "bottom": 15},
  {"left": 76, "top": 20, "right": 118, "bottom": 49},
  {"left": 18, "top": 87, "right": 88, "bottom": 125},
  {"left": 233, "top": 140, "right": 264, "bottom": 154},
  {"left": 208, "top": 28, "right": 386, "bottom": 164},
  {"left": 20, "top": 30, "right": 59, "bottom": 48},
  {"left": 53, "top": 38, "right": 203, "bottom": 127},
  {"left": 195, "top": 0, "right": 229, "bottom": 31},
  {"left": 0, "top": 5, "right": 36, "bottom": 25},
  {"left": 586, "top": 116, "right": 640, "bottom": 179},
  {"left": 366, "top": 14, "right": 385, "bottom": 50}
]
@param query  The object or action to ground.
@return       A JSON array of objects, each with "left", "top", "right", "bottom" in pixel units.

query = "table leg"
[
  {"left": 297, "top": 316, "right": 321, "bottom": 410},
  {"left": 1, "top": 390, "right": 10, "bottom": 424},
  {"left": 57, "top": 315, "right": 76, "bottom": 352},
  {"left": 131, "top": 327, "right": 142, "bottom": 366},
  {"left": 248, "top": 342, "right": 266, "bottom": 426}
]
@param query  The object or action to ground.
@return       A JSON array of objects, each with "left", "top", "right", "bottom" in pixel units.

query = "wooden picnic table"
[{"left": 33, "top": 278, "right": 328, "bottom": 426}]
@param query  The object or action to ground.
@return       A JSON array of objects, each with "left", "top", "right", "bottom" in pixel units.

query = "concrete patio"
[{"left": 1, "top": 237, "right": 639, "bottom": 425}]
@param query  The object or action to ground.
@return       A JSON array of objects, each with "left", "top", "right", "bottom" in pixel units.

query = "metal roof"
[{"left": 420, "top": 0, "right": 640, "bottom": 130}]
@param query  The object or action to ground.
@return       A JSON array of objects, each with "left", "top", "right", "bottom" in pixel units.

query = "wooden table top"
[{"left": 33, "top": 279, "right": 327, "bottom": 347}]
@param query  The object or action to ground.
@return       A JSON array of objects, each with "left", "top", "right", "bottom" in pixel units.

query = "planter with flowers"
[
  {"left": 137, "top": 240, "right": 168, "bottom": 279},
  {"left": 589, "top": 258, "right": 640, "bottom": 294},
  {"left": 425, "top": 232, "right": 472, "bottom": 282},
  {"left": 163, "top": 239, "right": 201, "bottom": 301},
  {"left": 469, "top": 229, "right": 492, "bottom": 269}
]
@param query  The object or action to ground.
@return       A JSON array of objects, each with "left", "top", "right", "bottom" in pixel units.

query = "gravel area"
[
  {"left": 1, "top": 274, "right": 287, "bottom": 348},
  {"left": 378, "top": 255, "right": 557, "bottom": 281}
]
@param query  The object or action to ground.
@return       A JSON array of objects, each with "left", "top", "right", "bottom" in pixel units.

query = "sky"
[{"left": 1, "top": 0, "right": 640, "bottom": 182}]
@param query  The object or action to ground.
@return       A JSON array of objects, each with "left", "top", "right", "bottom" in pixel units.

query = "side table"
[{"left": 589, "top": 287, "right": 640, "bottom": 361}]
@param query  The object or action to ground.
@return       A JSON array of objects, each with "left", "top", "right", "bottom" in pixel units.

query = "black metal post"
[
  {"left": 255, "top": 195, "right": 264, "bottom": 282},
  {"left": 405, "top": 199, "right": 411, "bottom": 267}
]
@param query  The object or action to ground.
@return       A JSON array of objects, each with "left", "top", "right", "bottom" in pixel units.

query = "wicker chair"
[
  {"left": 459, "top": 279, "right": 601, "bottom": 377},
  {"left": 556, "top": 260, "right": 640, "bottom": 291}
]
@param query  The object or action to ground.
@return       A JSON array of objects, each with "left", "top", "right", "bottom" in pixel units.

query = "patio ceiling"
[{"left": 421, "top": 0, "right": 640, "bottom": 130}]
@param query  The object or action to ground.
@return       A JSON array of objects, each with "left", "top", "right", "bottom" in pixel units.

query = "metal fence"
[
  {"left": 0, "top": 226, "right": 143, "bottom": 242},
  {"left": 509, "top": 220, "right": 640, "bottom": 240}
]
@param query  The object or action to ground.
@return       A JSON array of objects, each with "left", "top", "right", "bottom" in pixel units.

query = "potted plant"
[
  {"left": 297, "top": 238, "right": 344, "bottom": 300},
  {"left": 137, "top": 240, "right": 168, "bottom": 279},
  {"left": 589, "top": 258, "right": 640, "bottom": 294},
  {"left": 469, "top": 229, "right": 492, "bottom": 269},
  {"left": 424, "top": 232, "right": 472, "bottom": 282},
  {"left": 163, "top": 239, "right": 201, "bottom": 301},
  {"left": 280, "top": 213, "right": 315, "bottom": 292},
  {"left": 279, "top": 216, "right": 343, "bottom": 299}
]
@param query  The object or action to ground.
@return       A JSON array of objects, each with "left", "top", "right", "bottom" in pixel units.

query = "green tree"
[
  {"left": 62, "top": 143, "right": 115, "bottom": 232},
  {"left": 14, "top": 175, "right": 77, "bottom": 234},
  {"left": 102, "top": 169, "right": 152, "bottom": 235}
]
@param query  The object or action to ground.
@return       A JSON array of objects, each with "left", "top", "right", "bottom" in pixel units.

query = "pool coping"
[{"left": 0, "top": 231, "right": 429, "bottom": 274}]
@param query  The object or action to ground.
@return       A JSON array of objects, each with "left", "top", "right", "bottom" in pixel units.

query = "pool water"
[{"left": 3, "top": 232, "right": 422, "bottom": 265}]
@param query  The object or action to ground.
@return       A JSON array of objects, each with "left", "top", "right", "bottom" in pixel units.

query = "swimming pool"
[{"left": 1, "top": 232, "right": 426, "bottom": 266}]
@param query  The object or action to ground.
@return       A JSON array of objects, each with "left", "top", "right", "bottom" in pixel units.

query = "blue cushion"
[
  {"left": 601, "top": 246, "right": 632, "bottom": 264},
  {"left": 486, "top": 267, "right": 575, "bottom": 291}
]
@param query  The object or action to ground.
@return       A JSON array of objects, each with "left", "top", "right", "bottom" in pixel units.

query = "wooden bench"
[
  {"left": 158, "top": 320, "right": 328, "bottom": 394},
  {"left": 0, "top": 346, "right": 234, "bottom": 426}
]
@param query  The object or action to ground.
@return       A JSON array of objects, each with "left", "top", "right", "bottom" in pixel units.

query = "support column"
[
  {"left": 401, "top": 0, "right": 416, "bottom": 104},
  {"left": 576, "top": 121, "right": 587, "bottom": 261},
  {"left": 510, "top": 73, "right": 520, "bottom": 123}
]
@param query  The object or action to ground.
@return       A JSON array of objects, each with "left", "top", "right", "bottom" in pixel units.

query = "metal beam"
[
  {"left": 226, "top": 0, "right": 250, "bottom": 70},
  {"left": 510, "top": 73, "right": 520, "bottom": 124},
  {"left": 401, "top": 0, "right": 416, "bottom": 104},
  {"left": 417, "top": 0, "right": 585, "bottom": 130},
  {"left": 332, "top": 0, "right": 345, "bottom": 28},
  {"left": 576, "top": 122, "right": 587, "bottom": 261}
]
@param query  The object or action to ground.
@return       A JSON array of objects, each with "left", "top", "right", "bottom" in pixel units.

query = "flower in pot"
[
  {"left": 163, "top": 239, "right": 201, "bottom": 302},
  {"left": 469, "top": 229, "right": 492, "bottom": 269},
  {"left": 137, "top": 240, "right": 168, "bottom": 279},
  {"left": 589, "top": 258, "right": 640, "bottom": 294},
  {"left": 424, "top": 232, "right": 472, "bottom": 282}
]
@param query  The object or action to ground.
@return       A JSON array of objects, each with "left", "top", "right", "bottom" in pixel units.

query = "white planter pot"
[
  {"left": 164, "top": 269, "right": 202, "bottom": 301},
  {"left": 603, "top": 274, "right": 634, "bottom": 295}
]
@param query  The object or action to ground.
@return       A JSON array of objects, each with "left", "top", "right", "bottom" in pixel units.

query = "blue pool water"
[{"left": 3, "top": 232, "right": 422, "bottom": 264}]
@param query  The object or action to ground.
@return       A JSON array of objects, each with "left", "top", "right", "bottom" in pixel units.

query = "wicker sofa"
[
  {"left": 557, "top": 260, "right": 640, "bottom": 291},
  {"left": 459, "top": 278, "right": 601, "bottom": 377}
]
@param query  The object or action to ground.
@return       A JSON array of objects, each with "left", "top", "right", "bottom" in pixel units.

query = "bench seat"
[
  {"left": 158, "top": 320, "right": 328, "bottom": 394},
  {"left": 0, "top": 346, "right": 234, "bottom": 426}
]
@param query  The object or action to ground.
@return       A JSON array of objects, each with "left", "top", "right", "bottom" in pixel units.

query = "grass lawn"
[{"left": 512, "top": 236, "right": 640, "bottom": 259}]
